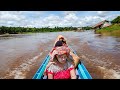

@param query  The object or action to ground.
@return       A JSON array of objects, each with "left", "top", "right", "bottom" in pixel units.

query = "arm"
[
  {"left": 70, "top": 68, "right": 77, "bottom": 79},
  {"left": 44, "top": 61, "right": 56, "bottom": 76},
  {"left": 70, "top": 51, "right": 81, "bottom": 68},
  {"left": 46, "top": 62, "right": 54, "bottom": 79}
]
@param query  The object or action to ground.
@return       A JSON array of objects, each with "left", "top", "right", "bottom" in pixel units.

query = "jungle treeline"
[{"left": 0, "top": 26, "right": 78, "bottom": 34}]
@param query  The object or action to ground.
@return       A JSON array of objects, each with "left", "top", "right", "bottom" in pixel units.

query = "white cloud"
[
  {"left": 42, "top": 14, "right": 61, "bottom": 27},
  {"left": 76, "top": 16, "right": 102, "bottom": 26},
  {"left": 64, "top": 13, "right": 78, "bottom": 21},
  {"left": 59, "top": 13, "right": 79, "bottom": 27},
  {"left": 0, "top": 11, "right": 26, "bottom": 27},
  {"left": 105, "top": 14, "right": 120, "bottom": 21},
  {"left": 97, "top": 11, "right": 110, "bottom": 17},
  {"left": 0, "top": 11, "right": 120, "bottom": 28},
  {"left": 43, "top": 14, "right": 61, "bottom": 22},
  {"left": 0, "top": 12, "right": 23, "bottom": 21}
]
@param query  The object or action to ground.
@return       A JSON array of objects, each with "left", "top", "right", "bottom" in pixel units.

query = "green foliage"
[
  {"left": 111, "top": 16, "right": 120, "bottom": 24},
  {"left": 82, "top": 26, "right": 92, "bottom": 30},
  {"left": 96, "top": 24, "right": 120, "bottom": 37},
  {"left": 0, "top": 26, "right": 76, "bottom": 34}
]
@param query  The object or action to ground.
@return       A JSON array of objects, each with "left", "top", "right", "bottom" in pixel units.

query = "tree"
[{"left": 111, "top": 16, "right": 120, "bottom": 24}]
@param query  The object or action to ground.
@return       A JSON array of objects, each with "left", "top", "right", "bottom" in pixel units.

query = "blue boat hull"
[{"left": 32, "top": 48, "right": 92, "bottom": 79}]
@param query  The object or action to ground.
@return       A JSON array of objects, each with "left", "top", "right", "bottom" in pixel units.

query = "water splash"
[
  {"left": 2, "top": 52, "right": 43, "bottom": 79},
  {"left": 97, "top": 66, "right": 120, "bottom": 79}
]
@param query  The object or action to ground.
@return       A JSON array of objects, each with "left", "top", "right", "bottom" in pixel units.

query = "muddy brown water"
[{"left": 0, "top": 31, "right": 120, "bottom": 79}]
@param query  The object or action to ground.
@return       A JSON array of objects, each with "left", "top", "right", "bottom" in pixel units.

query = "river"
[{"left": 0, "top": 31, "right": 120, "bottom": 79}]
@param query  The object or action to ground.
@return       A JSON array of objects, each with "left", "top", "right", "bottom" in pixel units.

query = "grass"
[{"left": 96, "top": 24, "right": 120, "bottom": 37}]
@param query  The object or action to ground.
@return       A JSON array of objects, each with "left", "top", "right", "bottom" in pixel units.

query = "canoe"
[{"left": 32, "top": 47, "right": 92, "bottom": 79}]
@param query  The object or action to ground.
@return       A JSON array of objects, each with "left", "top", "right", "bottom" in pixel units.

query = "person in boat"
[
  {"left": 53, "top": 35, "right": 81, "bottom": 68},
  {"left": 45, "top": 42, "right": 77, "bottom": 79}
]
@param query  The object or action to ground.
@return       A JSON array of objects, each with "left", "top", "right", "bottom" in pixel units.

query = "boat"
[{"left": 32, "top": 46, "right": 92, "bottom": 79}]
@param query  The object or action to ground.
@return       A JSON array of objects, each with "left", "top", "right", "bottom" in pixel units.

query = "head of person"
[
  {"left": 49, "top": 45, "right": 70, "bottom": 63},
  {"left": 59, "top": 37, "right": 64, "bottom": 41},
  {"left": 55, "top": 39, "right": 66, "bottom": 47},
  {"left": 55, "top": 40, "right": 63, "bottom": 47}
]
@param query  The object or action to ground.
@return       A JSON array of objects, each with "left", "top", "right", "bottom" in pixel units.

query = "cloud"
[
  {"left": 97, "top": 11, "right": 110, "bottom": 17},
  {"left": 58, "top": 12, "right": 79, "bottom": 27},
  {"left": 105, "top": 14, "right": 120, "bottom": 21},
  {"left": 64, "top": 13, "right": 78, "bottom": 21},
  {"left": 0, "top": 11, "right": 45, "bottom": 27},
  {"left": 0, "top": 11, "right": 120, "bottom": 28},
  {"left": 42, "top": 14, "right": 61, "bottom": 27},
  {"left": 0, "top": 11, "right": 26, "bottom": 27},
  {"left": 0, "top": 11, "right": 24, "bottom": 21},
  {"left": 76, "top": 16, "right": 101, "bottom": 26}
]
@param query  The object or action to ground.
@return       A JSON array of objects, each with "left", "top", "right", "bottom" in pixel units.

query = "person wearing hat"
[
  {"left": 54, "top": 35, "right": 81, "bottom": 68},
  {"left": 45, "top": 42, "right": 77, "bottom": 79}
]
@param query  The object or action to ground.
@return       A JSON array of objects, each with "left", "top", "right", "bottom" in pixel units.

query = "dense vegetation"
[
  {"left": 0, "top": 26, "right": 77, "bottom": 34},
  {"left": 0, "top": 25, "right": 93, "bottom": 35},
  {"left": 96, "top": 24, "right": 120, "bottom": 37},
  {"left": 82, "top": 26, "right": 92, "bottom": 30},
  {"left": 111, "top": 16, "right": 120, "bottom": 24}
]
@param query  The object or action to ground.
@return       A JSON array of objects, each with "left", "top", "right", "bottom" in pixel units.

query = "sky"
[{"left": 0, "top": 11, "right": 120, "bottom": 28}]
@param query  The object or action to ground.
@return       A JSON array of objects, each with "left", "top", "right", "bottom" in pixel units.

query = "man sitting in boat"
[
  {"left": 44, "top": 41, "right": 77, "bottom": 79},
  {"left": 54, "top": 35, "right": 81, "bottom": 68}
]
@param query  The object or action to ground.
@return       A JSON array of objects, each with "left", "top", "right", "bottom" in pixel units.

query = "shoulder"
[
  {"left": 47, "top": 63, "right": 56, "bottom": 71},
  {"left": 67, "top": 60, "right": 74, "bottom": 68},
  {"left": 47, "top": 62, "right": 61, "bottom": 73}
]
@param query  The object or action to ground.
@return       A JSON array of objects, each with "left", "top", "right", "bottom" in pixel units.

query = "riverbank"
[
  {"left": 0, "top": 26, "right": 77, "bottom": 35},
  {"left": 95, "top": 24, "right": 120, "bottom": 37}
]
